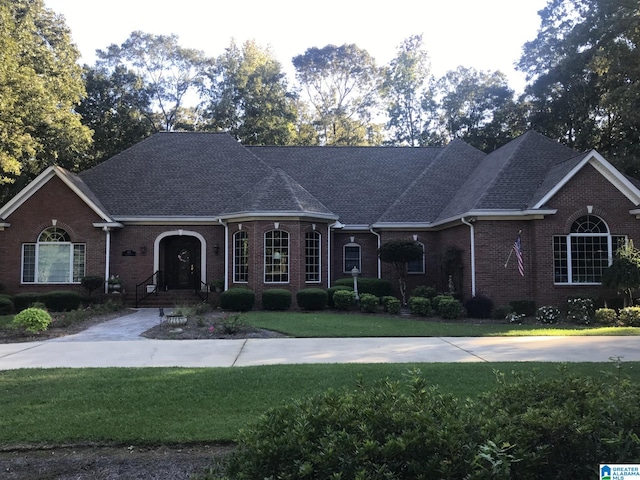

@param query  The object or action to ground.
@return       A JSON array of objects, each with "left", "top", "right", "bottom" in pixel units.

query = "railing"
[
  {"left": 195, "top": 279, "right": 209, "bottom": 303},
  {"left": 135, "top": 271, "right": 162, "bottom": 308}
]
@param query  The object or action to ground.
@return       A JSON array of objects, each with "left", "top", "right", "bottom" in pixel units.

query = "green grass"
[
  {"left": 241, "top": 311, "right": 640, "bottom": 337},
  {"left": 1, "top": 362, "right": 638, "bottom": 445}
]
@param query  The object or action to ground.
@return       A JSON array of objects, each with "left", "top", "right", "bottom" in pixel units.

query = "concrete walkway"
[{"left": 0, "top": 309, "right": 639, "bottom": 369}]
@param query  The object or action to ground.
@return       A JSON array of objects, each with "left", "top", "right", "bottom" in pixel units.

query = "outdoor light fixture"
[{"left": 351, "top": 266, "right": 360, "bottom": 301}]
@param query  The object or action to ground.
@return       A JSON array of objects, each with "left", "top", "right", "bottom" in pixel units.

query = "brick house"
[{"left": 1, "top": 130, "right": 639, "bottom": 309}]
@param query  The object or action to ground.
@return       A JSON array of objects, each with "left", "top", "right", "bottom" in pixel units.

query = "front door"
[{"left": 164, "top": 237, "right": 200, "bottom": 289}]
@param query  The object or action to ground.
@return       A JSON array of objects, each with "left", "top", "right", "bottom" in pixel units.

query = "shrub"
[
  {"left": 438, "top": 297, "right": 465, "bottom": 319},
  {"left": 224, "top": 372, "right": 477, "bottom": 480},
  {"left": 381, "top": 296, "right": 399, "bottom": 312},
  {"left": 332, "top": 290, "right": 355, "bottom": 310},
  {"left": 410, "top": 285, "right": 436, "bottom": 299},
  {"left": 13, "top": 293, "right": 43, "bottom": 312},
  {"left": 536, "top": 305, "right": 562, "bottom": 324},
  {"left": 81, "top": 275, "right": 104, "bottom": 296},
  {"left": 492, "top": 304, "right": 513, "bottom": 320},
  {"left": 327, "top": 285, "right": 353, "bottom": 308},
  {"left": 509, "top": 300, "right": 537, "bottom": 317},
  {"left": 431, "top": 294, "right": 454, "bottom": 312},
  {"left": 618, "top": 306, "right": 640, "bottom": 327},
  {"left": 13, "top": 307, "right": 52, "bottom": 333},
  {"left": 408, "top": 296, "right": 432, "bottom": 316},
  {"left": 296, "top": 288, "right": 327, "bottom": 310},
  {"left": 261, "top": 289, "right": 292, "bottom": 311},
  {"left": 464, "top": 294, "right": 494, "bottom": 319},
  {"left": 0, "top": 295, "right": 13, "bottom": 315},
  {"left": 359, "top": 293, "right": 379, "bottom": 313},
  {"left": 334, "top": 277, "right": 392, "bottom": 298},
  {"left": 385, "top": 297, "right": 402, "bottom": 314},
  {"left": 594, "top": 308, "right": 618, "bottom": 325},
  {"left": 219, "top": 287, "right": 255, "bottom": 311},
  {"left": 565, "top": 297, "right": 595, "bottom": 325},
  {"left": 42, "top": 290, "right": 82, "bottom": 312}
]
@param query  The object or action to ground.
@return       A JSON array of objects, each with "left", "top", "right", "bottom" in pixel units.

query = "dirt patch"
[{"left": 0, "top": 443, "right": 232, "bottom": 480}]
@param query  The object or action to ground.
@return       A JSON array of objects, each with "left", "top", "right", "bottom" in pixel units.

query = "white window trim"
[
  {"left": 233, "top": 231, "right": 249, "bottom": 284},
  {"left": 343, "top": 242, "right": 361, "bottom": 273},
  {"left": 305, "top": 231, "right": 322, "bottom": 283},
  {"left": 264, "top": 230, "right": 290, "bottom": 284},
  {"left": 21, "top": 241, "right": 86, "bottom": 284}
]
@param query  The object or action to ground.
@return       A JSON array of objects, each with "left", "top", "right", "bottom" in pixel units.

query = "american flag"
[{"left": 513, "top": 233, "right": 524, "bottom": 276}]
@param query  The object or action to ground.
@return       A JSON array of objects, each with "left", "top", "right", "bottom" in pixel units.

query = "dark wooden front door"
[{"left": 164, "top": 237, "right": 200, "bottom": 290}]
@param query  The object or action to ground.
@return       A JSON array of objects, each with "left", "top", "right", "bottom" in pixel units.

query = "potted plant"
[
  {"left": 165, "top": 304, "right": 193, "bottom": 326},
  {"left": 107, "top": 275, "right": 122, "bottom": 293},
  {"left": 211, "top": 279, "right": 225, "bottom": 293}
]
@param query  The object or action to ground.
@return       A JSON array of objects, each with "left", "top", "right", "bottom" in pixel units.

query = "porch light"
[{"left": 351, "top": 266, "right": 360, "bottom": 301}]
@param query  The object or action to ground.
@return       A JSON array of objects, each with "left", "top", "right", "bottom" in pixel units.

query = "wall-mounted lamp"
[{"left": 214, "top": 244, "right": 220, "bottom": 255}]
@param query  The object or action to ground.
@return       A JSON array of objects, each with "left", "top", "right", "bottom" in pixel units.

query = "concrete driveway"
[{"left": 0, "top": 309, "right": 638, "bottom": 369}]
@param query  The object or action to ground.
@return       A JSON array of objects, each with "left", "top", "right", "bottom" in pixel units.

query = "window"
[
  {"left": 305, "top": 231, "right": 321, "bottom": 282},
  {"left": 233, "top": 231, "right": 248, "bottom": 283},
  {"left": 265, "top": 230, "right": 289, "bottom": 283},
  {"left": 553, "top": 215, "right": 626, "bottom": 284},
  {"left": 343, "top": 243, "right": 361, "bottom": 273},
  {"left": 22, "top": 227, "right": 85, "bottom": 283},
  {"left": 407, "top": 242, "right": 425, "bottom": 274}
]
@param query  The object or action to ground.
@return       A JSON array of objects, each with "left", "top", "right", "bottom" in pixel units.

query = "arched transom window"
[
  {"left": 553, "top": 215, "right": 626, "bottom": 284},
  {"left": 22, "top": 227, "right": 86, "bottom": 283}
]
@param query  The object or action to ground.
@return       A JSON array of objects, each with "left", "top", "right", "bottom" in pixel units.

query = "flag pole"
[{"left": 504, "top": 248, "right": 513, "bottom": 268}]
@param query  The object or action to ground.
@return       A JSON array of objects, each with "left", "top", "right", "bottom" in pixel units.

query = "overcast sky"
[{"left": 45, "top": 0, "right": 548, "bottom": 92}]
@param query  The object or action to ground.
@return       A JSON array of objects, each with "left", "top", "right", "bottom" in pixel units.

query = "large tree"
[
  {"left": 77, "top": 65, "right": 155, "bottom": 165},
  {"left": 293, "top": 44, "right": 382, "bottom": 145},
  {"left": 519, "top": 0, "right": 640, "bottom": 174},
  {"left": 96, "top": 31, "right": 210, "bottom": 132},
  {"left": 201, "top": 39, "right": 297, "bottom": 145},
  {"left": 382, "top": 35, "right": 433, "bottom": 146},
  {"left": 0, "top": 0, "right": 91, "bottom": 195}
]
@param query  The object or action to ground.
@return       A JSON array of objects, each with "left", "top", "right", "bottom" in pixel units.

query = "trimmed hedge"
[
  {"left": 42, "top": 291, "right": 82, "bottom": 312},
  {"left": 261, "top": 289, "right": 292, "bottom": 311},
  {"left": 594, "top": 308, "right": 618, "bottom": 325},
  {"left": 219, "top": 287, "right": 255, "bottom": 311},
  {"left": 359, "top": 293, "right": 379, "bottom": 313},
  {"left": 333, "top": 290, "right": 355, "bottom": 310},
  {"left": 510, "top": 299, "right": 536, "bottom": 317},
  {"left": 464, "top": 294, "right": 493, "bottom": 319},
  {"left": 408, "top": 296, "right": 432, "bottom": 316},
  {"left": 13, "top": 293, "right": 42, "bottom": 312},
  {"left": 334, "top": 277, "right": 392, "bottom": 298},
  {"left": 296, "top": 288, "right": 327, "bottom": 310},
  {"left": 327, "top": 285, "right": 353, "bottom": 308},
  {"left": 13, "top": 307, "right": 51, "bottom": 333},
  {"left": 438, "top": 297, "right": 465, "bottom": 319},
  {"left": 0, "top": 295, "right": 13, "bottom": 315}
]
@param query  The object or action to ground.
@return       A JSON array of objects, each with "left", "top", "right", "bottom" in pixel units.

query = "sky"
[{"left": 45, "top": 0, "right": 549, "bottom": 93}]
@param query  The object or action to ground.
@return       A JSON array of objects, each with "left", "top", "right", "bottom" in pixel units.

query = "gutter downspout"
[
  {"left": 327, "top": 221, "right": 343, "bottom": 287},
  {"left": 369, "top": 226, "right": 381, "bottom": 278},
  {"left": 218, "top": 219, "right": 229, "bottom": 290},
  {"left": 103, "top": 227, "right": 111, "bottom": 294},
  {"left": 460, "top": 217, "right": 476, "bottom": 297}
]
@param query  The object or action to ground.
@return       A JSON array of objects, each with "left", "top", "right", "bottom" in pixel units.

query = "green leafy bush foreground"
[{"left": 217, "top": 369, "right": 640, "bottom": 479}]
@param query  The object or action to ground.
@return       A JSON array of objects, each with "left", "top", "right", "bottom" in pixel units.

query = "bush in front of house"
[
  {"left": 42, "top": 290, "right": 82, "bottom": 312},
  {"left": 381, "top": 296, "right": 401, "bottom": 314},
  {"left": 296, "top": 288, "right": 327, "bottom": 310},
  {"left": 327, "top": 285, "right": 353, "bottom": 308},
  {"left": 464, "top": 294, "right": 494, "bottom": 319},
  {"left": 0, "top": 295, "right": 14, "bottom": 315},
  {"left": 510, "top": 299, "right": 537, "bottom": 317},
  {"left": 12, "top": 307, "right": 52, "bottom": 333},
  {"left": 220, "top": 287, "right": 255, "bottom": 311},
  {"left": 261, "top": 289, "right": 292, "bottom": 311},
  {"left": 81, "top": 275, "right": 104, "bottom": 296},
  {"left": 410, "top": 285, "right": 437, "bottom": 299},
  {"left": 408, "top": 296, "right": 432, "bottom": 316},
  {"left": 334, "top": 277, "right": 392, "bottom": 298},
  {"left": 431, "top": 294, "right": 454, "bottom": 312},
  {"left": 333, "top": 290, "right": 355, "bottom": 310},
  {"left": 594, "top": 308, "right": 618, "bottom": 325},
  {"left": 359, "top": 293, "right": 379, "bottom": 313},
  {"left": 565, "top": 297, "right": 595, "bottom": 325},
  {"left": 618, "top": 306, "right": 640, "bottom": 327},
  {"left": 492, "top": 304, "right": 513, "bottom": 320},
  {"left": 13, "top": 293, "right": 43, "bottom": 312},
  {"left": 438, "top": 297, "right": 465, "bottom": 319},
  {"left": 536, "top": 305, "right": 562, "bottom": 324}
]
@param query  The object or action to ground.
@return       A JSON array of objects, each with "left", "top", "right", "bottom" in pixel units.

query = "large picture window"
[
  {"left": 22, "top": 227, "right": 85, "bottom": 283},
  {"left": 265, "top": 230, "right": 289, "bottom": 283},
  {"left": 233, "top": 231, "right": 248, "bottom": 283},
  {"left": 305, "top": 231, "right": 321, "bottom": 282},
  {"left": 553, "top": 215, "right": 625, "bottom": 284},
  {"left": 343, "top": 243, "right": 361, "bottom": 273}
]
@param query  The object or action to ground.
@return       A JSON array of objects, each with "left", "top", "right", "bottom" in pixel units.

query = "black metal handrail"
[
  {"left": 135, "top": 271, "right": 161, "bottom": 308},
  {"left": 195, "top": 279, "right": 209, "bottom": 303}
]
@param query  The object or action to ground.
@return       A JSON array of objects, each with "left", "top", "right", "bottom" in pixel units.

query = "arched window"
[
  {"left": 265, "top": 230, "right": 289, "bottom": 283},
  {"left": 305, "top": 231, "right": 321, "bottom": 283},
  {"left": 22, "top": 227, "right": 85, "bottom": 283},
  {"left": 233, "top": 231, "right": 248, "bottom": 283},
  {"left": 407, "top": 242, "right": 425, "bottom": 274},
  {"left": 553, "top": 215, "right": 626, "bottom": 284},
  {"left": 343, "top": 243, "right": 361, "bottom": 273}
]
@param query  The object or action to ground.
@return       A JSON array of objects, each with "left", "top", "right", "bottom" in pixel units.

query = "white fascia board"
[
  {"left": 370, "top": 222, "right": 432, "bottom": 229},
  {"left": 112, "top": 216, "right": 220, "bottom": 225},
  {"left": 216, "top": 211, "right": 339, "bottom": 222},
  {"left": 372, "top": 210, "right": 557, "bottom": 230},
  {"left": 93, "top": 222, "right": 124, "bottom": 229},
  {"left": 533, "top": 150, "right": 640, "bottom": 208}
]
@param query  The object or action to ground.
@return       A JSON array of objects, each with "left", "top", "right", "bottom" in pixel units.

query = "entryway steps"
[{"left": 134, "top": 290, "right": 211, "bottom": 307}]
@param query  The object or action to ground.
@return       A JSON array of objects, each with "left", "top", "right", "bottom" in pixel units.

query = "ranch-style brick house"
[{"left": 1, "top": 130, "right": 639, "bottom": 309}]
